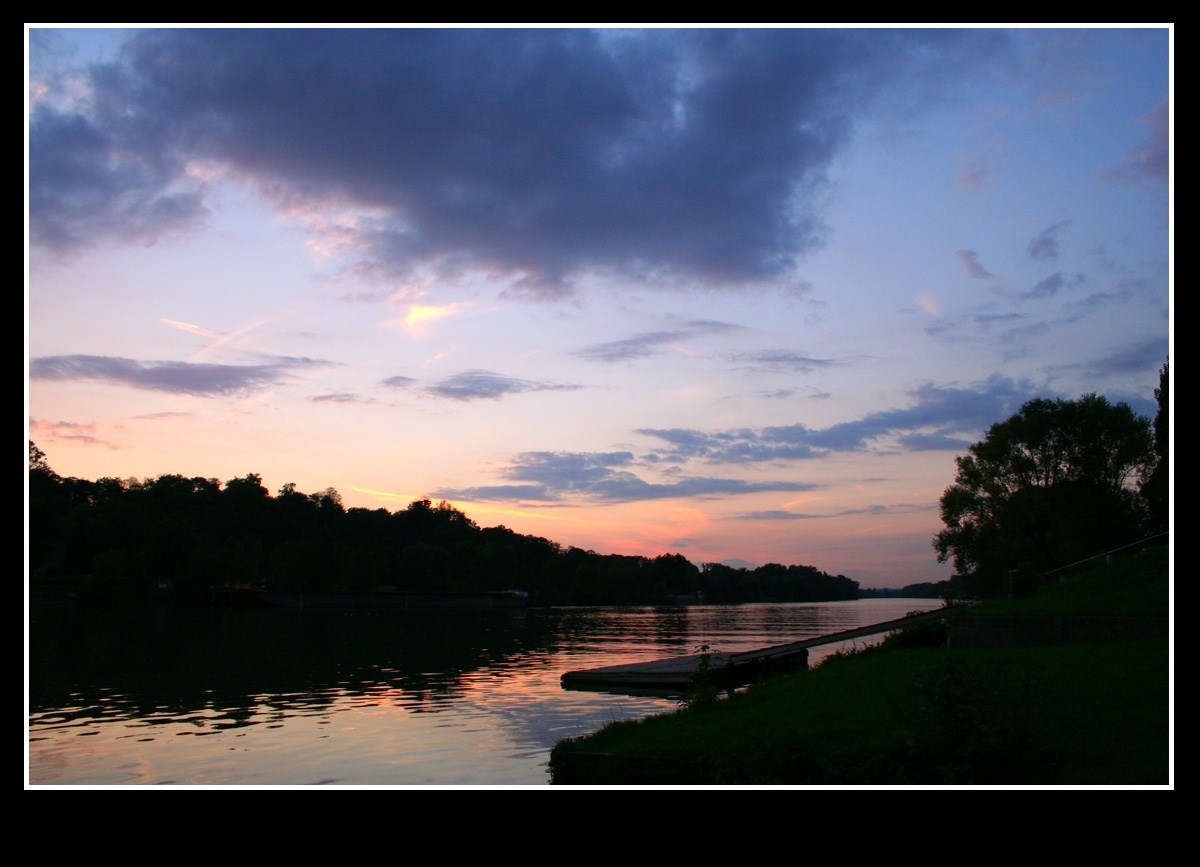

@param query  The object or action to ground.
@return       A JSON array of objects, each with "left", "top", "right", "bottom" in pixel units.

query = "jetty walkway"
[{"left": 561, "top": 606, "right": 950, "bottom": 691}]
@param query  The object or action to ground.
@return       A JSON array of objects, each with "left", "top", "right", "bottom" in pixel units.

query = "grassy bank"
[{"left": 550, "top": 545, "right": 1170, "bottom": 785}]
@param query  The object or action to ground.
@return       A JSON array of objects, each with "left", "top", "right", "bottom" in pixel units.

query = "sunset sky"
[{"left": 25, "top": 27, "right": 1171, "bottom": 586}]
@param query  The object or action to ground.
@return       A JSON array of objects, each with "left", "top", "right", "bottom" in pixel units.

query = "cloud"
[
  {"left": 29, "top": 418, "right": 113, "bottom": 447},
  {"left": 896, "top": 431, "right": 975, "bottom": 451},
  {"left": 740, "top": 503, "right": 933, "bottom": 520},
  {"left": 310, "top": 391, "right": 371, "bottom": 403},
  {"left": 955, "top": 249, "right": 992, "bottom": 279},
  {"left": 1081, "top": 336, "right": 1168, "bottom": 379},
  {"left": 424, "top": 370, "right": 580, "bottom": 401},
  {"left": 575, "top": 330, "right": 691, "bottom": 363},
  {"left": 575, "top": 320, "right": 738, "bottom": 362},
  {"left": 1023, "top": 272, "right": 1066, "bottom": 299},
  {"left": 29, "top": 29, "right": 1004, "bottom": 291},
  {"left": 381, "top": 375, "right": 418, "bottom": 389},
  {"left": 29, "top": 354, "right": 327, "bottom": 395},
  {"left": 437, "top": 450, "right": 819, "bottom": 503},
  {"left": 1026, "top": 220, "right": 1070, "bottom": 261},
  {"left": 434, "top": 484, "right": 559, "bottom": 502},
  {"left": 1064, "top": 288, "right": 1133, "bottom": 317},
  {"left": 28, "top": 102, "right": 208, "bottom": 250},
  {"left": 1014, "top": 271, "right": 1082, "bottom": 301},
  {"left": 923, "top": 319, "right": 959, "bottom": 338},
  {"left": 997, "top": 321, "right": 1052, "bottom": 356},
  {"left": 727, "top": 350, "right": 842, "bottom": 374},
  {"left": 973, "top": 311, "right": 1027, "bottom": 327},
  {"left": 1106, "top": 100, "right": 1168, "bottom": 186},
  {"left": 638, "top": 375, "right": 1035, "bottom": 462}
]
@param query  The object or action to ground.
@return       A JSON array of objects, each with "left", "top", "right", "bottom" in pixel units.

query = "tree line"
[{"left": 27, "top": 449, "right": 858, "bottom": 605}]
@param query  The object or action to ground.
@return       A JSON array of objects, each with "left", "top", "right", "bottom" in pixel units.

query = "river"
[{"left": 27, "top": 597, "right": 942, "bottom": 785}]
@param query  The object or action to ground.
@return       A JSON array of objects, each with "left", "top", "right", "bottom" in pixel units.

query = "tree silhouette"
[
  {"left": 27, "top": 442, "right": 859, "bottom": 604},
  {"left": 29, "top": 440, "right": 53, "bottom": 475},
  {"left": 1141, "top": 362, "right": 1169, "bottom": 532},
  {"left": 933, "top": 393, "right": 1154, "bottom": 595}
]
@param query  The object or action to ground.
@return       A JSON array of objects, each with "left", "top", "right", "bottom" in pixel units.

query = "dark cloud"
[
  {"left": 1106, "top": 100, "right": 1168, "bottom": 186},
  {"left": 425, "top": 370, "right": 580, "bottom": 401},
  {"left": 1026, "top": 220, "right": 1070, "bottom": 261},
  {"left": 437, "top": 449, "right": 818, "bottom": 503},
  {"left": 29, "top": 354, "right": 327, "bottom": 396},
  {"left": 28, "top": 105, "right": 210, "bottom": 250},
  {"left": 639, "top": 375, "right": 1035, "bottom": 462},
  {"left": 30, "top": 29, "right": 1004, "bottom": 291},
  {"left": 955, "top": 249, "right": 992, "bottom": 279},
  {"left": 575, "top": 320, "right": 738, "bottom": 362}
]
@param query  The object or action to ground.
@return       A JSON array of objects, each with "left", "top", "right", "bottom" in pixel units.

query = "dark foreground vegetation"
[
  {"left": 27, "top": 444, "right": 857, "bottom": 606},
  {"left": 550, "top": 544, "right": 1169, "bottom": 785}
]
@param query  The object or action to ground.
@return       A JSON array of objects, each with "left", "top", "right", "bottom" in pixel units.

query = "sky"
[{"left": 25, "top": 26, "right": 1172, "bottom": 587}]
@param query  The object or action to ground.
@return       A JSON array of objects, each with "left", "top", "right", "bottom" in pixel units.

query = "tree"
[
  {"left": 29, "top": 440, "right": 54, "bottom": 475},
  {"left": 933, "top": 394, "right": 1154, "bottom": 595},
  {"left": 1140, "top": 362, "right": 1169, "bottom": 532}
]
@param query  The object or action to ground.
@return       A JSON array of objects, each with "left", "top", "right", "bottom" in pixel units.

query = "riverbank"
[{"left": 549, "top": 545, "right": 1170, "bottom": 785}]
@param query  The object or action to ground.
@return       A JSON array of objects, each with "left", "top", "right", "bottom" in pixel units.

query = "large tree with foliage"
[{"left": 933, "top": 394, "right": 1155, "bottom": 594}]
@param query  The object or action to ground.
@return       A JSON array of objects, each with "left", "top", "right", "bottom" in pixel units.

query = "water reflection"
[{"left": 29, "top": 598, "right": 940, "bottom": 785}]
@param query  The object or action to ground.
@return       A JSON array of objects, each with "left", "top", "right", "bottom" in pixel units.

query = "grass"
[
  {"left": 964, "top": 544, "right": 1169, "bottom": 618},
  {"left": 549, "top": 544, "right": 1170, "bottom": 785}
]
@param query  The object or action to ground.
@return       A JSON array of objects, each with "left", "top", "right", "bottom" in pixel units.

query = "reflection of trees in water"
[
  {"left": 29, "top": 603, "right": 558, "bottom": 722},
  {"left": 30, "top": 600, "right": 913, "bottom": 726}
]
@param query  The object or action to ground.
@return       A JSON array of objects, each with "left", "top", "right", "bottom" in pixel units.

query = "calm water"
[{"left": 27, "top": 598, "right": 941, "bottom": 786}]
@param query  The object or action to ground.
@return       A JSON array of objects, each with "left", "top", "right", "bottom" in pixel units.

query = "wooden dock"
[{"left": 560, "top": 606, "right": 950, "bottom": 691}]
